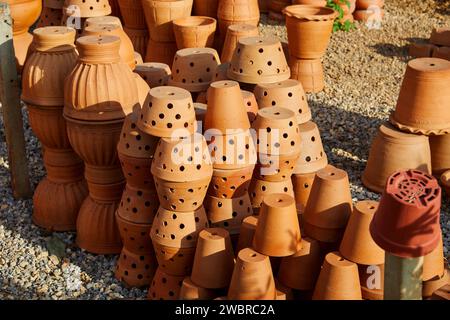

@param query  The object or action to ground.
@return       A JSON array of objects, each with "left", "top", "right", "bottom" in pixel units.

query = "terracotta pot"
[
  {"left": 390, "top": 58, "right": 450, "bottom": 135},
  {"left": 220, "top": 24, "right": 259, "bottom": 63},
  {"left": 353, "top": 8, "right": 384, "bottom": 22},
  {"left": 84, "top": 15, "right": 123, "bottom": 28},
  {"left": 430, "top": 134, "right": 450, "bottom": 177},
  {"left": 293, "top": 121, "right": 328, "bottom": 175},
  {"left": 117, "top": 184, "right": 159, "bottom": 224},
  {"left": 83, "top": 164, "right": 124, "bottom": 186},
  {"left": 191, "top": 228, "right": 235, "bottom": 288},
  {"left": 123, "top": 28, "right": 149, "bottom": 59},
  {"left": 7, "top": 0, "right": 42, "bottom": 36},
  {"left": 228, "top": 36, "right": 290, "bottom": 84},
  {"left": 63, "top": 0, "right": 111, "bottom": 17},
  {"left": 36, "top": 6, "right": 64, "bottom": 28},
  {"left": 118, "top": 153, "right": 155, "bottom": 189},
  {"left": 253, "top": 79, "right": 311, "bottom": 125},
  {"left": 135, "top": 62, "right": 172, "bottom": 88},
  {"left": 217, "top": 0, "right": 260, "bottom": 43},
  {"left": 213, "top": 62, "right": 231, "bottom": 81},
  {"left": 268, "top": 0, "right": 291, "bottom": 21},
  {"left": 208, "top": 166, "right": 255, "bottom": 199},
  {"left": 227, "top": 248, "right": 276, "bottom": 300},
  {"left": 236, "top": 215, "right": 258, "bottom": 253},
  {"left": 289, "top": 57, "right": 324, "bottom": 93},
  {"left": 141, "top": 0, "right": 193, "bottom": 42},
  {"left": 430, "top": 27, "right": 450, "bottom": 47},
  {"left": 148, "top": 267, "right": 184, "bottom": 300},
  {"left": 292, "top": 171, "right": 316, "bottom": 213},
  {"left": 433, "top": 46, "right": 450, "bottom": 61},
  {"left": 204, "top": 80, "right": 250, "bottom": 132},
  {"left": 136, "top": 74, "right": 151, "bottom": 109},
  {"left": 312, "top": 251, "right": 362, "bottom": 300},
  {"left": 355, "top": 0, "right": 383, "bottom": 10},
  {"left": 116, "top": 211, "right": 153, "bottom": 252},
  {"left": 249, "top": 178, "right": 295, "bottom": 213},
  {"left": 303, "top": 165, "right": 352, "bottom": 243},
  {"left": 370, "top": 170, "right": 442, "bottom": 258},
  {"left": 145, "top": 39, "right": 178, "bottom": 65},
  {"left": 441, "top": 171, "right": 450, "bottom": 198},
  {"left": 408, "top": 43, "right": 437, "bottom": 59},
  {"left": 115, "top": 246, "right": 157, "bottom": 288},
  {"left": 339, "top": 200, "right": 384, "bottom": 265},
  {"left": 44, "top": 0, "right": 65, "bottom": 9},
  {"left": 118, "top": 0, "right": 147, "bottom": 29},
  {"left": 168, "top": 48, "right": 221, "bottom": 92},
  {"left": 204, "top": 194, "right": 252, "bottom": 235},
  {"left": 358, "top": 263, "right": 384, "bottom": 300},
  {"left": 423, "top": 269, "right": 449, "bottom": 299},
  {"left": 193, "top": 0, "right": 219, "bottom": 17},
  {"left": 293, "top": 0, "right": 327, "bottom": 5},
  {"left": 179, "top": 277, "right": 219, "bottom": 300},
  {"left": 423, "top": 234, "right": 445, "bottom": 282},
  {"left": 254, "top": 153, "right": 299, "bottom": 182},
  {"left": 362, "top": 123, "right": 432, "bottom": 193},
  {"left": 152, "top": 242, "right": 197, "bottom": 275},
  {"left": 173, "top": 16, "right": 217, "bottom": 49},
  {"left": 253, "top": 194, "right": 301, "bottom": 257},
  {"left": 241, "top": 90, "right": 259, "bottom": 124},
  {"left": 429, "top": 284, "right": 450, "bottom": 300},
  {"left": 278, "top": 237, "right": 322, "bottom": 290}
]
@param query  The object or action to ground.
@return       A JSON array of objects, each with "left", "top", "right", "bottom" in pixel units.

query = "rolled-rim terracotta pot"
[
  {"left": 217, "top": 0, "right": 260, "bottom": 43},
  {"left": 253, "top": 193, "right": 302, "bottom": 257},
  {"left": 145, "top": 39, "right": 178, "bottom": 66},
  {"left": 289, "top": 57, "right": 325, "bottom": 93},
  {"left": 358, "top": 263, "right": 384, "bottom": 300},
  {"left": 292, "top": 171, "right": 316, "bottom": 213},
  {"left": 63, "top": 0, "right": 111, "bottom": 18},
  {"left": 370, "top": 170, "right": 442, "bottom": 258},
  {"left": 117, "top": 184, "right": 159, "bottom": 224},
  {"left": 293, "top": 121, "right": 328, "bottom": 174},
  {"left": 148, "top": 267, "right": 185, "bottom": 300},
  {"left": 134, "top": 62, "right": 172, "bottom": 88},
  {"left": 423, "top": 234, "right": 445, "bottom": 282},
  {"left": 152, "top": 242, "right": 197, "bottom": 276},
  {"left": 124, "top": 28, "right": 149, "bottom": 59},
  {"left": 249, "top": 178, "right": 295, "bottom": 213},
  {"left": 236, "top": 215, "right": 258, "bottom": 253},
  {"left": 312, "top": 251, "right": 362, "bottom": 300},
  {"left": 193, "top": 0, "right": 219, "bottom": 18},
  {"left": 179, "top": 277, "right": 219, "bottom": 300},
  {"left": 362, "top": 123, "right": 432, "bottom": 194},
  {"left": 118, "top": 0, "right": 147, "bottom": 29},
  {"left": 173, "top": 16, "right": 217, "bottom": 49},
  {"left": 115, "top": 246, "right": 157, "bottom": 288},
  {"left": 208, "top": 165, "right": 255, "bottom": 199},
  {"left": 220, "top": 23, "right": 259, "bottom": 63},
  {"left": 36, "top": 6, "right": 64, "bottom": 28},
  {"left": 390, "top": 58, "right": 450, "bottom": 135},
  {"left": 191, "top": 228, "right": 235, "bottom": 289},
  {"left": 430, "top": 27, "right": 450, "bottom": 47},
  {"left": 429, "top": 132, "right": 450, "bottom": 176}
]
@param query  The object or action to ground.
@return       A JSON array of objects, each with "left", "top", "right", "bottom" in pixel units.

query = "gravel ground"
[{"left": 0, "top": 0, "right": 449, "bottom": 299}]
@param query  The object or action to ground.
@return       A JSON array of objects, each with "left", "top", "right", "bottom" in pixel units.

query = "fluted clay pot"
[
  {"left": 63, "top": 0, "right": 111, "bottom": 17},
  {"left": 390, "top": 58, "right": 450, "bottom": 135},
  {"left": 37, "top": 5, "right": 64, "bottom": 28},
  {"left": 429, "top": 133, "right": 450, "bottom": 176},
  {"left": 179, "top": 277, "right": 219, "bottom": 300},
  {"left": 430, "top": 27, "right": 450, "bottom": 47},
  {"left": 168, "top": 48, "right": 221, "bottom": 92},
  {"left": 228, "top": 248, "right": 276, "bottom": 300},
  {"left": 117, "top": 184, "right": 159, "bottom": 224},
  {"left": 249, "top": 178, "right": 295, "bottom": 213},
  {"left": 236, "top": 215, "right": 258, "bottom": 252},
  {"left": 137, "top": 86, "right": 196, "bottom": 138},
  {"left": 433, "top": 46, "right": 450, "bottom": 61},
  {"left": 118, "top": 0, "right": 147, "bottom": 29},
  {"left": 293, "top": 121, "right": 328, "bottom": 174},
  {"left": 423, "top": 269, "right": 449, "bottom": 299},
  {"left": 254, "top": 79, "right": 311, "bottom": 125},
  {"left": 289, "top": 57, "right": 324, "bottom": 93},
  {"left": 228, "top": 36, "right": 290, "bottom": 84},
  {"left": 339, "top": 200, "right": 385, "bottom": 265},
  {"left": 362, "top": 123, "right": 432, "bottom": 194},
  {"left": 370, "top": 170, "right": 442, "bottom": 258},
  {"left": 115, "top": 247, "right": 157, "bottom": 288},
  {"left": 135, "top": 62, "right": 171, "bottom": 88},
  {"left": 191, "top": 228, "right": 235, "bottom": 288},
  {"left": 359, "top": 263, "right": 384, "bottom": 300},
  {"left": 123, "top": 28, "right": 149, "bottom": 58},
  {"left": 208, "top": 166, "right": 255, "bottom": 199},
  {"left": 292, "top": 171, "right": 316, "bottom": 213},
  {"left": 217, "top": 0, "right": 259, "bottom": 43},
  {"left": 303, "top": 165, "right": 352, "bottom": 243},
  {"left": 312, "top": 251, "right": 362, "bottom": 300},
  {"left": 423, "top": 234, "right": 445, "bottom": 282},
  {"left": 173, "top": 16, "right": 217, "bottom": 49},
  {"left": 148, "top": 267, "right": 185, "bottom": 300},
  {"left": 145, "top": 38, "right": 178, "bottom": 65},
  {"left": 253, "top": 194, "right": 301, "bottom": 257},
  {"left": 221, "top": 24, "right": 259, "bottom": 63},
  {"left": 441, "top": 171, "right": 450, "bottom": 198}
]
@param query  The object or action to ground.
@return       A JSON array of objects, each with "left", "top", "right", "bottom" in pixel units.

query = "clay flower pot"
[
  {"left": 148, "top": 267, "right": 185, "bottom": 300},
  {"left": 115, "top": 246, "right": 157, "bottom": 288},
  {"left": 275, "top": 280, "right": 294, "bottom": 300},
  {"left": 64, "top": 35, "right": 138, "bottom": 121},
  {"left": 249, "top": 178, "right": 295, "bottom": 213},
  {"left": 194, "top": 102, "right": 207, "bottom": 128},
  {"left": 429, "top": 133, "right": 450, "bottom": 176},
  {"left": 236, "top": 215, "right": 258, "bottom": 253},
  {"left": 390, "top": 58, "right": 450, "bottom": 135},
  {"left": 134, "top": 62, "right": 172, "bottom": 88},
  {"left": 408, "top": 43, "right": 437, "bottom": 59},
  {"left": 208, "top": 166, "right": 255, "bottom": 199},
  {"left": 353, "top": 8, "right": 384, "bottom": 23},
  {"left": 253, "top": 194, "right": 301, "bottom": 257},
  {"left": 303, "top": 165, "right": 352, "bottom": 243},
  {"left": 358, "top": 263, "right": 384, "bottom": 300},
  {"left": 191, "top": 228, "right": 235, "bottom": 288},
  {"left": 221, "top": 23, "right": 259, "bottom": 63},
  {"left": 118, "top": 0, "right": 147, "bottom": 29},
  {"left": 173, "top": 16, "right": 217, "bottom": 49},
  {"left": 355, "top": 0, "right": 383, "bottom": 9},
  {"left": 289, "top": 57, "right": 325, "bottom": 93},
  {"left": 153, "top": 242, "right": 198, "bottom": 275},
  {"left": 370, "top": 170, "right": 442, "bottom": 258},
  {"left": 145, "top": 38, "right": 178, "bottom": 65},
  {"left": 124, "top": 28, "right": 149, "bottom": 58},
  {"left": 253, "top": 79, "right": 311, "bottom": 125},
  {"left": 293, "top": 121, "right": 328, "bottom": 175},
  {"left": 115, "top": 212, "right": 154, "bottom": 252},
  {"left": 228, "top": 36, "right": 290, "bottom": 84},
  {"left": 179, "top": 277, "right": 219, "bottom": 300},
  {"left": 168, "top": 48, "right": 221, "bottom": 93},
  {"left": 193, "top": 0, "right": 219, "bottom": 18},
  {"left": 217, "top": 0, "right": 260, "bottom": 43},
  {"left": 339, "top": 200, "right": 385, "bottom": 265},
  {"left": 441, "top": 171, "right": 450, "bottom": 198},
  {"left": 423, "top": 234, "right": 445, "bottom": 282},
  {"left": 63, "top": 0, "right": 111, "bottom": 18},
  {"left": 362, "top": 123, "right": 432, "bottom": 194},
  {"left": 430, "top": 27, "right": 450, "bottom": 47},
  {"left": 312, "top": 251, "right": 362, "bottom": 300},
  {"left": 84, "top": 15, "right": 122, "bottom": 28},
  {"left": 292, "top": 171, "right": 316, "bottom": 213},
  {"left": 137, "top": 86, "right": 196, "bottom": 138},
  {"left": 423, "top": 269, "right": 449, "bottom": 299},
  {"left": 117, "top": 185, "right": 159, "bottom": 224},
  {"left": 227, "top": 248, "right": 276, "bottom": 300}
]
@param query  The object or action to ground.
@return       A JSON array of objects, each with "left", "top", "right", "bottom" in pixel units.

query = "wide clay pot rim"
[
  {"left": 283, "top": 5, "right": 338, "bottom": 21},
  {"left": 173, "top": 16, "right": 217, "bottom": 28},
  {"left": 63, "top": 114, "right": 124, "bottom": 125}
]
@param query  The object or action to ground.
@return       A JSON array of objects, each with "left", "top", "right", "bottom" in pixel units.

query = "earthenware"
[
  {"left": 217, "top": 0, "right": 260, "bottom": 43},
  {"left": 430, "top": 27, "right": 450, "bottom": 47},
  {"left": 355, "top": 0, "right": 383, "bottom": 9},
  {"left": 208, "top": 166, "right": 255, "bottom": 199},
  {"left": 118, "top": 0, "right": 147, "bottom": 29},
  {"left": 179, "top": 277, "right": 219, "bottom": 300},
  {"left": 254, "top": 150, "right": 300, "bottom": 181},
  {"left": 423, "top": 269, "right": 449, "bottom": 299},
  {"left": 134, "top": 62, "right": 172, "bottom": 88},
  {"left": 248, "top": 178, "right": 295, "bottom": 213},
  {"left": 115, "top": 212, "right": 154, "bottom": 252},
  {"left": 213, "top": 62, "right": 231, "bottom": 81},
  {"left": 289, "top": 57, "right": 325, "bottom": 93},
  {"left": 193, "top": 0, "right": 219, "bottom": 18},
  {"left": 353, "top": 8, "right": 384, "bottom": 23},
  {"left": 37, "top": 5, "right": 64, "bottom": 28},
  {"left": 429, "top": 134, "right": 450, "bottom": 176},
  {"left": 441, "top": 171, "right": 450, "bottom": 198},
  {"left": 220, "top": 24, "right": 259, "bottom": 63},
  {"left": 115, "top": 247, "right": 157, "bottom": 287},
  {"left": 269, "top": 0, "right": 292, "bottom": 20},
  {"left": 236, "top": 215, "right": 258, "bottom": 253},
  {"left": 63, "top": 0, "right": 112, "bottom": 17},
  {"left": 173, "top": 16, "right": 217, "bottom": 49},
  {"left": 408, "top": 43, "right": 437, "bottom": 59},
  {"left": 423, "top": 235, "right": 445, "bottom": 282},
  {"left": 117, "top": 184, "right": 159, "bottom": 224},
  {"left": 135, "top": 51, "right": 144, "bottom": 65},
  {"left": 148, "top": 267, "right": 185, "bottom": 300},
  {"left": 145, "top": 39, "right": 178, "bottom": 65},
  {"left": 293, "top": 121, "right": 328, "bottom": 174},
  {"left": 124, "top": 27, "right": 149, "bottom": 58},
  {"left": 292, "top": 171, "right": 316, "bottom": 213},
  {"left": 152, "top": 242, "right": 197, "bottom": 275},
  {"left": 432, "top": 46, "right": 450, "bottom": 61}
]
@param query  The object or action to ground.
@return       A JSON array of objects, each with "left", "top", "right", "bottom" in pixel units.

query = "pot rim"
[
  {"left": 283, "top": 5, "right": 338, "bottom": 21},
  {"left": 173, "top": 16, "right": 217, "bottom": 28}
]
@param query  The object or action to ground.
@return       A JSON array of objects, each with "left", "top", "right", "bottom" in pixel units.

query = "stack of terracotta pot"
[
  {"left": 63, "top": 34, "right": 139, "bottom": 254},
  {"left": 62, "top": 0, "right": 112, "bottom": 36},
  {"left": 409, "top": 27, "right": 450, "bottom": 61},
  {"left": 141, "top": 0, "right": 193, "bottom": 66},
  {"left": 283, "top": 4, "right": 337, "bottom": 93},
  {"left": 353, "top": 0, "right": 384, "bottom": 24},
  {"left": 22, "top": 26, "right": 87, "bottom": 232},
  {"left": 117, "top": 0, "right": 149, "bottom": 58},
  {"left": 37, "top": 0, "right": 64, "bottom": 28}
]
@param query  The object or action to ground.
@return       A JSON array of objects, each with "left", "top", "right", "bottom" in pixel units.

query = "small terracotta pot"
[
  {"left": 249, "top": 178, "right": 295, "bottom": 213},
  {"left": 148, "top": 267, "right": 184, "bottom": 300},
  {"left": 429, "top": 133, "right": 450, "bottom": 176},
  {"left": 423, "top": 234, "right": 445, "bottom": 282},
  {"left": 116, "top": 212, "right": 153, "bottom": 252},
  {"left": 253, "top": 194, "right": 301, "bottom": 257},
  {"left": 137, "top": 86, "right": 196, "bottom": 138},
  {"left": 390, "top": 58, "right": 450, "bottom": 135},
  {"left": 358, "top": 263, "right": 384, "bottom": 300},
  {"left": 292, "top": 171, "right": 316, "bottom": 213},
  {"left": 115, "top": 247, "right": 157, "bottom": 288},
  {"left": 118, "top": 0, "right": 147, "bottom": 29},
  {"left": 220, "top": 24, "right": 259, "bottom": 63},
  {"left": 193, "top": 0, "right": 219, "bottom": 18},
  {"left": 168, "top": 48, "right": 221, "bottom": 93},
  {"left": 36, "top": 6, "right": 63, "bottom": 28},
  {"left": 236, "top": 215, "right": 258, "bottom": 253},
  {"left": 278, "top": 237, "right": 322, "bottom": 290},
  {"left": 124, "top": 27, "right": 149, "bottom": 58},
  {"left": 423, "top": 269, "right": 449, "bottom": 299},
  {"left": 145, "top": 39, "right": 178, "bottom": 66},
  {"left": 173, "top": 16, "right": 216, "bottom": 49},
  {"left": 191, "top": 228, "right": 235, "bottom": 288},
  {"left": 441, "top": 171, "right": 450, "bottom": 198},
  {"left": 312, "top": 251, "right": 362, "bottom": 300},
  {"left": 430, "top": 27, "right": 450, "bottom": 47},
  {"left": 208, "top": 166, "right": 255, "bottom": 199},
  {"left": 293, "top": 121, "right": 328, "bottom": 174},
  {"left": 228, "top": 36, "right": 290, "bottom": 84},
  {"left": 254, "top": 147, "right": 300, "bottom": 182},
  {"left": 362, "top": 123, "right": 432, "bottom": 194},
  {"left": 213, "top": 62, "right": 231, "bottom": 81},
  {"left": 153, "top": 242, "right": 196, "bottom": 275},
  {"left": 241, "top": 90, "right": 259, "bottom": 124},
  {"left": 204, "top": 194, "right": 253, "bottom": 235},
  {"left": 432, "top": 46, "right": 450, "bottom": 61},
  {"left": 179, "top": 277, "right": 219, "bottom": 300},
  {"left": 117, "top": 184, "right": 159, "bottom": 224},
  {"left": 134, "top": 62, "right": 172, "bottom": 88},
  {"left": 370, "top": 170, "right": 442, "bottom": 258},
  {"left": 289, "top": 57, "right": 325, "bottom": 93},
  {"left": 118, "top": 153, "right": 155, "bottom": 189},
  {"left": 303, "top": 165, "right": 352, "bottom": 243},
  {"left": 339, "top": 200, "right": 385, "bottom": 265},
  {"left": 217, "top": 0, "right": 260, "bottom": 43},
  {"left": 355, "top": 0, "right": 383, "bottom": 10},
  {"left": 63, "top": 0, "right": 111, "bottom": 17},
  {"left": 44, "top": 0, "right": 65, "bottom": 9},
  {"left": 228, "top": 248, "right": 276, "bottom": 300}
]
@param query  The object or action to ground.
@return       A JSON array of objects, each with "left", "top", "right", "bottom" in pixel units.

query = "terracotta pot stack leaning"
[
  {"left": 22, "top": 27, "right": 87, "bottom": 232},
  {"left": 221, "top": 23, "right": 259, "bottom": 63},
  {"left": 117, "top": 0, "right": 149, "bottom": 58},
  {"left": 141, "top": 0, "right": 193, "bottom": 66},
  {"left": 64, "top": 35, "right": 139, "bottom": 254},
  {"left": 353, "top": 0, "right": 384, "bottom": 24},
  {"left": 37, "top": 0, "right": 64, "bottom": 28},
  {"left": 283, "top": 5, "right": 337, "bottom": 93},
  {"left": 62, "top": 0, "right": 112, "bottom": 37}
]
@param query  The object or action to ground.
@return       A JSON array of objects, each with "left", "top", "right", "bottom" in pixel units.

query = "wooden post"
[
  {"left": 0, "top": 2, "right": 32, "bottom": 199},
  {"left": 384, "top": 253, "right": 423, "bottom": 300}
]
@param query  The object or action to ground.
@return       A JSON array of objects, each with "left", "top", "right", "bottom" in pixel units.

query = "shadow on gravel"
[
  {"left": 435, "top": 0, "right": 450, "bottom": 15},
  {"left": 370, "top": 43, "right": 409, "bottom": 58}
]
